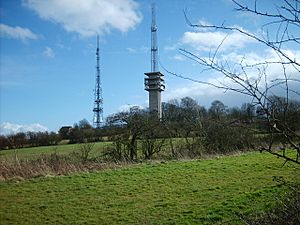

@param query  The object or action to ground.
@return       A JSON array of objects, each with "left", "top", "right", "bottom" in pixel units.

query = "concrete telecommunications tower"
[
  {"left": 144, "top": 3, "right": 165, "bottom": 118},
  {"left": 93, "top": 35, "right": 104, "bottom": 128}
]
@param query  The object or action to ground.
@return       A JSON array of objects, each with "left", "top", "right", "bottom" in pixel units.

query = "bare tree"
[
  {"left": 171, "top": 0, "right": 300, "bottom": 164},
  {"left": 141, "top": 115, "right": 166, "bottom": 160},
  {"left": 78, "top": 142, "right": 95, "bottom": 163},
  {"left": 106, "top": 107, "right": 146, "bottom": 161}
]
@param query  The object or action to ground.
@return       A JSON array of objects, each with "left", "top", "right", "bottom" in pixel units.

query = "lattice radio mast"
[
  {"left": 151, "top": 3, "right": 158, "bottom": 72},
  {"left": 93, "top": 35, "right": 103, "bottom": 128}
]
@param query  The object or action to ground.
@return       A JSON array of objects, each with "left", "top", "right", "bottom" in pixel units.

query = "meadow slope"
[
  {"left": 0, "top": 142, "right": 110, "bottom": 161},
  {"left": 0, "top": 152, "right": 299, "bottom": 224}
]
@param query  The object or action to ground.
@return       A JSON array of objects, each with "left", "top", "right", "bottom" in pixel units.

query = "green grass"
[
  {"left": 0, "top": 142, "right": 111, "bottom": 161},
  {"left": 0, "top": 138, "right": 188, "bottom": 162},
  {"left": 0, "top": 151, "right": 299, "bottom": 224}
]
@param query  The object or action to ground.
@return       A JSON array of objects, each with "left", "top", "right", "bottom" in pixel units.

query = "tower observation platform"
[{"left": 144, "top": 71, "right": 165, "bottom": 118}]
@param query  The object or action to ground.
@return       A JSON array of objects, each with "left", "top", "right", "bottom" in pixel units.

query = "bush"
[
  {"left": 173, "top": 137, "right": 203, "bottom": 159},
  {"left": 202, "top": 121, "right": 255, "bottom": 154},
  {"left": 72, "top": 142, "right": 95, "bottom": 163},
  {"left": 141, "top": 138, "right": 165, "bottom": 160},
  {"left": 102, "top": 136, "right": 132, "bottom": 162}
]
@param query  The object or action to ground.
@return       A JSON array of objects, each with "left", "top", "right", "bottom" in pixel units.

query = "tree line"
[
  {"left": 104, "top": 96, "right": 300, "bottom": 162},
  {"left": 1, "top": 96, "right": 299, "bottom": 163},
  {"left": 0, "top": 119, "right": 98, "bottom": 149}
]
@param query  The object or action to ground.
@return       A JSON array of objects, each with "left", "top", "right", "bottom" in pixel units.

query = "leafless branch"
[{"left": 178, "top": 0, "right": 300, "bottom": 164}]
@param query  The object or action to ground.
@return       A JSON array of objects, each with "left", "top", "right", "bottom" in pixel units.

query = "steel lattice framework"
[
  {"left": 151, "top": 3, "right": 158, "bottom": 72},
  {"left": 93, "top": 35, "right": 103, "bottom": 128}
]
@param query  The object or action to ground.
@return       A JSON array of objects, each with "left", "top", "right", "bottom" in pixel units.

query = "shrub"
[
  {"left": 202, "top": 121, "right": 255, "bottom": 154},
  {"left": 102, "top": 137, "right": 132, "bottom": 162},
  {"left": 141, "top": 138, "right": 165, "bottom": 160},
  {"left": 72, "top": 142, "right": 95, "bottom": 163}
]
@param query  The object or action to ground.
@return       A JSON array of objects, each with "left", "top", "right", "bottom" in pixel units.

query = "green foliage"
[
  {"left": 0, "top": 152, "right": 299, "bottom": 224},
  {"left": 202, "top": 121, "right": 255, "bottom": 154}
]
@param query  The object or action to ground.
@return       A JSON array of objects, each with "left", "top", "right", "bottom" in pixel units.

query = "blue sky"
[{"left": 1, "top": 0, "right": 299, "bottom": 134}]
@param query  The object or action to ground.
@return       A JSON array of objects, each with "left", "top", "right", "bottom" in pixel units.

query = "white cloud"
[
  {"left": 164, "top": 43, "right": 180, "bottom": 51},
  {"left": 23, "top": 0, "right": 142, "bottom": 37},
  {"left": 0, "top": 122, "right": 48, "bottom": 135},
  {"left": 219, "top": 49, "right": 300, "bottom": 82},
  {"left": 163, "top": 75, "right": 224, "bottom": 103},
  {"left": 164, "top": 49, "right": 300, "bottom": 105},
  {"left": 171, "top": 54, "right": 186, "bottom": 61},
  {"left": 43, "top": 47, "right": 55, "bottom": 58},
  {"left": 126, "top": 46, "right": 148, "bottom": 54},
  {"left": 195, "top": 19, "right": 214, "bottom": 31},
  {"left": 0, "top": 23, "right": 38, "bottom": 41},
  {"left": 181, "top": 30, "right": 253, "bottom": 52},
  {"left": 126, "top": 47, "right": 137, "bottom": 53},
  {"left": 118, "top": 104, "right": 144, "bottom": 112}
]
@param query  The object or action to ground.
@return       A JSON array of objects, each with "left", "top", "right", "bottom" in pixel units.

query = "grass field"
[
  {"left": 0, "top": 142, "right": 111, "bottom": 161},
  {"left": 0, "top": 151, "right": 299, "bottom": 224},
  {"left": 0, "top": 138, "right": 184, "bottom": 161}
]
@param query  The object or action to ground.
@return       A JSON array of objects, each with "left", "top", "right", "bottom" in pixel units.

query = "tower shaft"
[
  {"left": 93, "top": 35, "right": 103, "bottom": 128},
  {"left": 144, "top": 3, "right": 165, "bottom": 118}
]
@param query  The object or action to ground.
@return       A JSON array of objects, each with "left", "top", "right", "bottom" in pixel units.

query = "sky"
[{"left": 1, "top": 0, "right": 299, "bottom": 134}]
